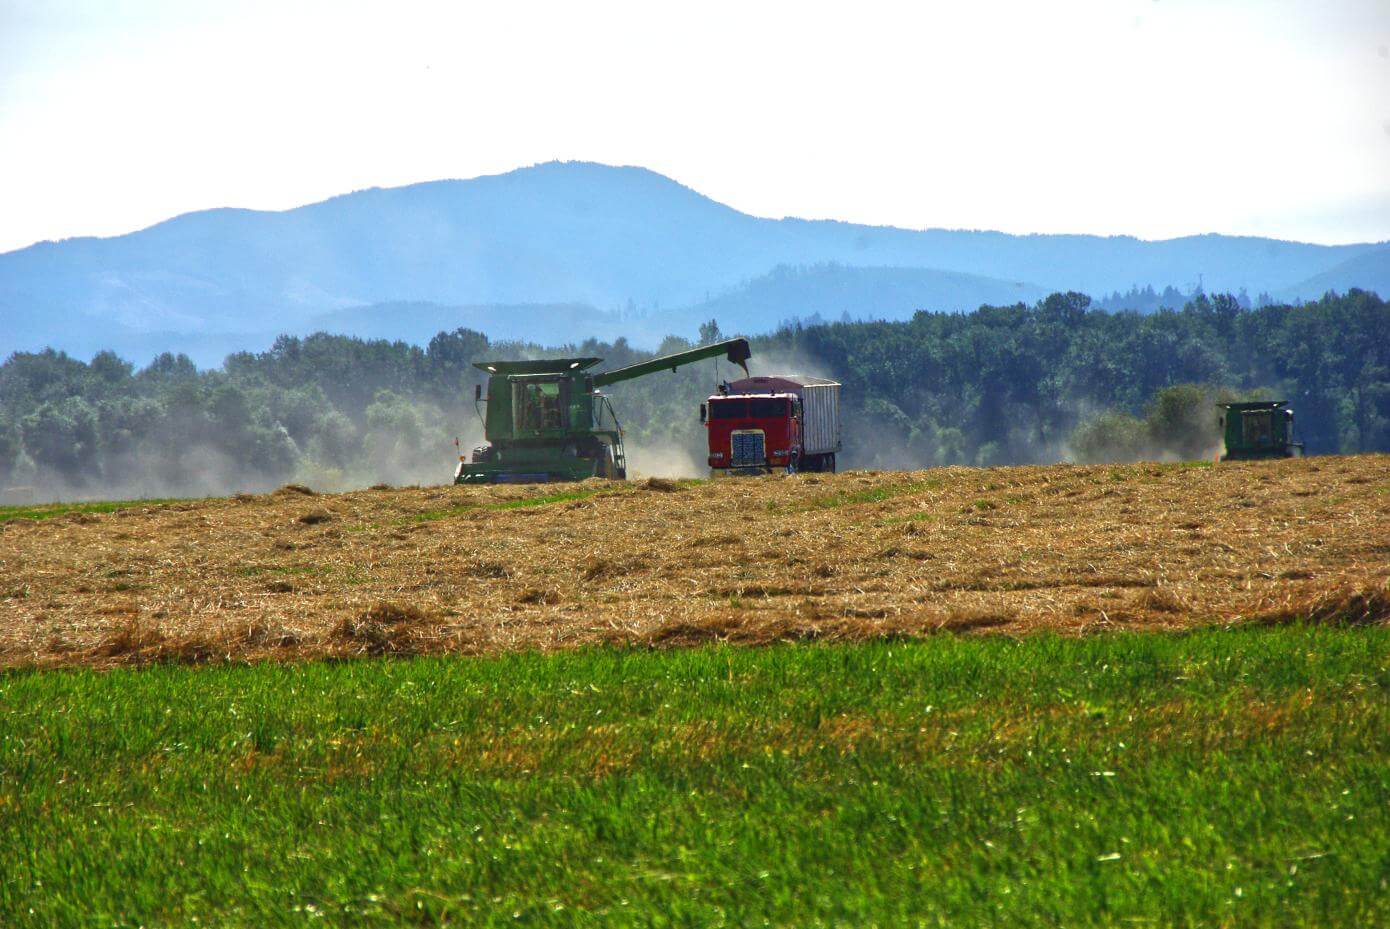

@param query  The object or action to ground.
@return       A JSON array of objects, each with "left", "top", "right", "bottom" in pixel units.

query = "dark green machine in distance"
[
  {"left": 1218, "top": 401, "right": 1304, "bottom": 461},
  {"left": 455, "top": 338, "right": 752, "bottom": 484}
]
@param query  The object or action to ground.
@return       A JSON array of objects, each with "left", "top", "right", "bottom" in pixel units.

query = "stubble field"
[{"left": 2, "top": 455, "right": 1388, "bottom": 668}]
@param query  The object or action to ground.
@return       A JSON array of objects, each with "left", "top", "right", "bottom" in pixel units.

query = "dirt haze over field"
[{"left": 2, "top": 457, "right": 1388, "bottom": 669}]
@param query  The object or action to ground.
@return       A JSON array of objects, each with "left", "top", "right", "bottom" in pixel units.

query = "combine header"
[{"left": 455, "top": 339, "right": 751, "bottom": 484}]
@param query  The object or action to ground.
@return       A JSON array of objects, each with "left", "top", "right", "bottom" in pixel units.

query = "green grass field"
[
  {"left": 2, "top": 627, "right": 1387, "bottom": 927},
  {"left": 0, "top": 498, "right": 184, "bottom": 524}
]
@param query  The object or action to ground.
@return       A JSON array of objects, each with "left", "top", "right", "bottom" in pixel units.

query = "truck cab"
[
  {"left": 704, "top": 392, "right": 802, "bottom": 472},
  {"left": 703, "top": 375, "right": 841, "bottom": 474}
]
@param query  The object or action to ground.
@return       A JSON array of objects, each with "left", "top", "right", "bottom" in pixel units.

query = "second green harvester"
[
  {"left": 1218, "top": 401, "right": 1304, "bottom": 460},
  {"left": 455, "top": 338, "right": 752, "bottom": 484}
]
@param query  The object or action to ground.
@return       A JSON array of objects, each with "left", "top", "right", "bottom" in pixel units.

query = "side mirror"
[
  {"left": 474, "top": 384, "right": 482, "bottom": 402},
  {"left": 699, "top": 403, "right": 707, "bottom": 424}
]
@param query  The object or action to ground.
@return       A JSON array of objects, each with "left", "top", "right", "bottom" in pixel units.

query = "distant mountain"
[
  {"left": 1279, "top": 246, "right": 1390, "bottom": 302},
  {"left": 302, "top": 265, "right": 1048, "bottom": 356},
  {"left": 1, "top": 160, "right": 1385, "bottom": 364},
  {"left": 305, "top": 301, "right": 629, "bottom": 348},
  {"left": 675, "top": 263, "right": 1047, "bottom": 333}
]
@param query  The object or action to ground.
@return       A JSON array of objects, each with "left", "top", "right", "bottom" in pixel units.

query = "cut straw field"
[{"left": 1, "top": 456, "right": 1388, "bottom": 668}]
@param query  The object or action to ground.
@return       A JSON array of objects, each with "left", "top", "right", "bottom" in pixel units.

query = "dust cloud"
[
  {"left": 624, "top": 439, "right": 707, "bottom": 479},
  {"left": 1, "top": 424, "right": 482, "bottom": 506}
]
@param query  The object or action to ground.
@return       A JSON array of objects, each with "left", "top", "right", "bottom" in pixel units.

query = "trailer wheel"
[{"left": 826, "top": 453, "right": 837, "bottom": 473}]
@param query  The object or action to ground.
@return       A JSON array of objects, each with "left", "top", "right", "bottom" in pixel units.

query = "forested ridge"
[{"left": 1, "top": 289, "right": 1386, "bottom": 501}]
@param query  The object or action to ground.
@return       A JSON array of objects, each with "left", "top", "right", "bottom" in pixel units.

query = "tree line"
[{"left": 1, "top": 289, "right": 1385, "bottom": 499}]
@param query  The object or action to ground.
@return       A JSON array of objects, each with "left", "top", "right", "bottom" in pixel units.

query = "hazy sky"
[{"left": 1, "top": 0, "right": 1387, "bottom": 253}]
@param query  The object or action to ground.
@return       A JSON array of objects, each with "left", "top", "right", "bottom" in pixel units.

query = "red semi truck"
[{"left": 702, "top": 375, "right": 842, "bottom": 474}]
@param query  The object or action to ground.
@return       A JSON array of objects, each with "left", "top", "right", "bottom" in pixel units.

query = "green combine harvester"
[
  {"left": 455, "top": 338, "right": 752, "bottom": 484},
  {"left": 1218, "top": 401, "right": 1304, "bottom": 461}
]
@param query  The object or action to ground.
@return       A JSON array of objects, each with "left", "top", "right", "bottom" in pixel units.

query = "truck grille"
[{"left": 731, "top": 431, "right": 765, "bottom": 466}]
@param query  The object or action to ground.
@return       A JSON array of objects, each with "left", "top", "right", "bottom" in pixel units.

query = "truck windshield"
[
  {"left": 748, "top": 398, "right": 788, "bottom": 418},
  {"left": 709, "top": 399, "right": 747, "bottom": 420}
]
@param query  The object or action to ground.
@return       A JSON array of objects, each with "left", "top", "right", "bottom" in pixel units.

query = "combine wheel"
[{"left": 595, "top": 443, "right": 626, "bottom": 480}]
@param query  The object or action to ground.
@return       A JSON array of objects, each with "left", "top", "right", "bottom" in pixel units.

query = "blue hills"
[{"left": 1, "top": 160, "right": 1384, "bottom": 365}]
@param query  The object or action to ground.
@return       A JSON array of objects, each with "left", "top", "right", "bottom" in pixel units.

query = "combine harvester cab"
[
  {"left": 1218, "top": 401, "right": 1304, "bottom": 461},
  {"left": 456, "top": 339, "right": 751, "bottom": 484},
  {"left": 703, "top": 375, "right": 841, "bottom": 475}
]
